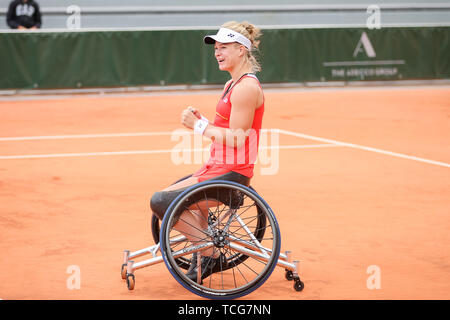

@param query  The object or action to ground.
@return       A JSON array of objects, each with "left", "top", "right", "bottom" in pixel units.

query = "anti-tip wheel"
[
  {"left": 285, "top": 270, "right": 294, "bottom": 281},
  {"left": 126, "top": 274, "right": 135, "bottom": 290},
  {"left": 121, "top": 263, "right": 127, "bottom": 280}
]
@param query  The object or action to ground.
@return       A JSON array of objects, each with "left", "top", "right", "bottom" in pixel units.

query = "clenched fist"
[{"left": 181, "top": 106, "right": 201, "bottom": 130}]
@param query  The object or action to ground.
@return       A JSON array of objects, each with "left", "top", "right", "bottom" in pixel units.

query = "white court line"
[
  {"left": 0, "top": 129, "right": 278, "bottom": 141},
  {"left": 0, "top": 131, "right": 178, "bottom": 141},
  {"left": 279, "top": 129, "right": 450, "bottom": 168},
  {"left": 0, "top": 144, "right": 338, "bottom": 160},
  {"left": 1, "top": 128, "right": 448, "bottom": 168},
  {"left": 266, "top": 144, "right": 340, "bottom": 150}
]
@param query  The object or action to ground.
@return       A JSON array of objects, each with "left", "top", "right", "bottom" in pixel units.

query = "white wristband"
[{"left": 194, "top": 117, "right": 209, "bottom": 135}]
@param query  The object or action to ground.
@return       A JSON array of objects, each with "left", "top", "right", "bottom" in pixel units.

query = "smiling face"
[{"left": 214, "top": 41, "right": 245, "bottom": 72}]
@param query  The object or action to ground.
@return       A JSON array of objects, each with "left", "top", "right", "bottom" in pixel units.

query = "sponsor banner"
[
  {"left": 0, "top": 27, "right": 448, "bottom": 89},
  {"left": 259, "top": 27, "right": 450, "bottom": 83}
]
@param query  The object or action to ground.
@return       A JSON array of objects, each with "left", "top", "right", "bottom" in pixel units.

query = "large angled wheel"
[{"left": 159, "top": 180, "right": 280, "bottom": 300}]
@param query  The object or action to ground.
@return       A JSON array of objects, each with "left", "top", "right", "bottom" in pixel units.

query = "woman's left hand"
[{"left": 181, "top": 106, "right": 201, "bottom": 130}]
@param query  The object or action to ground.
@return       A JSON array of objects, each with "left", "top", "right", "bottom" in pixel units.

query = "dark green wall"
[{"left": 0, "top": 27, "right": 448, "bottom": 90}]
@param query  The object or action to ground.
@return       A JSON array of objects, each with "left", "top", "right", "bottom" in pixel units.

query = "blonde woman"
[{"left": 150, "top": 21, "right": 264, "bottom": 282}]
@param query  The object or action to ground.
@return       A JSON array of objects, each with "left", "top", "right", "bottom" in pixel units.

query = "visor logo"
[{"left": 227, "top": 33, "right": 235, "bottom": 38}]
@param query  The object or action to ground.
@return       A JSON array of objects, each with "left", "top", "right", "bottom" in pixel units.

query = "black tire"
[
  {"left": 294, "top": 279, "right": 304, "bottom": 292},
  {"left": 151, "top": 213, "right": 160, "bottom": 244},
  {"left": 126, "top": 274, "right": 135, "bottom": 290},
  {"left": 285, "top": 270, "right": 294, "bottom": 281},
  {"left": 121, "top": 263, "right": 127, "bottom": 280},
  {"left": 160, "top": 180, "right": 280, "bottom": 300}
]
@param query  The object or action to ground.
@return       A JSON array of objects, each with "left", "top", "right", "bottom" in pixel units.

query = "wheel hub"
[{"left": 212, "top": 229, "right": 229, "bottom": 248}]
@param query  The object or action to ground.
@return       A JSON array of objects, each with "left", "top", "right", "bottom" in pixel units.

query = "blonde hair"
[{"left": 221, "top": 21, "right": 262, "bottom": 73}]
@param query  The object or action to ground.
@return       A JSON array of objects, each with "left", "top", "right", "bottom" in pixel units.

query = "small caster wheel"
[
  {"left": 285, "top": 269, "right": 294, "bottom": 281},
  {"left": 293, "top": 278, "right": 304, "bottom": 292},
  {"left": 126, "top": 274, "right": 135, "bottom": 290},
  {"left": 121, "top": 264, "right": 127, "bottom": 280}
]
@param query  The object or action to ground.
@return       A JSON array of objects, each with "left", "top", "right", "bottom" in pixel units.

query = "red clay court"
[{"left": 0, "top": 85, "right": 449, "bottom": 299}]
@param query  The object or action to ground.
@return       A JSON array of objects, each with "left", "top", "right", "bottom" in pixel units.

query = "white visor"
[{"left": 204, "top": 28, "right": 252, "bottom": 50}]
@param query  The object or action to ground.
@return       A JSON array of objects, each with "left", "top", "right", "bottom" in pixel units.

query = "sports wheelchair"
[{"left": 121, "top": 179, "right": 304, "bottom": 299}]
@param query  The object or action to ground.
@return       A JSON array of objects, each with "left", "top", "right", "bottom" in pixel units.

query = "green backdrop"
[{"left": 0, "top": 26, "right": 448, "bottom": 90}]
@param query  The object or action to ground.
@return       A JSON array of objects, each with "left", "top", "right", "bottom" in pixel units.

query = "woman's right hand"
[
  {"left": 187, "top": 106, "right": 201, "bottom": 119},
  {"left": 181, "top": 106, "right": 202, "bottom": 130}
]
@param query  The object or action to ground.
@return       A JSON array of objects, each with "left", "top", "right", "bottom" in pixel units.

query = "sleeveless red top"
[{"left": 193, "top": 74, "right": 264, "bottom": 181}]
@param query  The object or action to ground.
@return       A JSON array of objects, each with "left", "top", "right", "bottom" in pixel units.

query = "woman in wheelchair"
[{"left": 150, "top": 21, "right": 264, "bottom": 282}]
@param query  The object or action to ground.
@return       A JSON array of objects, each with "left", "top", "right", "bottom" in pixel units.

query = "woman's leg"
[
  {"left": 163, "top": 176, "right": 198, "bottom": 191},
  {"left": 161, "top": 176, "right": 218, "bottom": 257},
  {"left": 156, "top": 171, "right": 250, "bottom": 258}
]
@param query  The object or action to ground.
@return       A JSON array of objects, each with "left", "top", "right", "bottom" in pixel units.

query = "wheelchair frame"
[{"left": 121, "top": 180, "right": 304, "bottom": 298}]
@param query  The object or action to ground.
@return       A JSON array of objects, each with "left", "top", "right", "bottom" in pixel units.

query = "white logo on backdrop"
[
  {"left": 353, "top": 32, "right": 376, "bottom": 58},
  {"left": 322, "top": 7, "right": 405, "bottom": 80}
]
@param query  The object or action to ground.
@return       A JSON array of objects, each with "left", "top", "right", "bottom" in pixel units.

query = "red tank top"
[{"left": 194, "top": 74, "right": 264, "bottom": 180}]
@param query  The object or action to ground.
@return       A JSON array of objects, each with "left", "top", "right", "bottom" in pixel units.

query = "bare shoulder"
[
  {"left": 240, "top": 76, "right": 261, "bottom": 88},
  {"left": 232, "top": 77, "right": 262, "bottom": 98},
  {"left": 230, "top": 78, "right": 262, "bottom": 111}
]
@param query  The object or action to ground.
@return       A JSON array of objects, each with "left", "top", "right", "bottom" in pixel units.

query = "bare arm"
[{"left": 181, "top": 78, "right": 261, "bottom": 148}]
